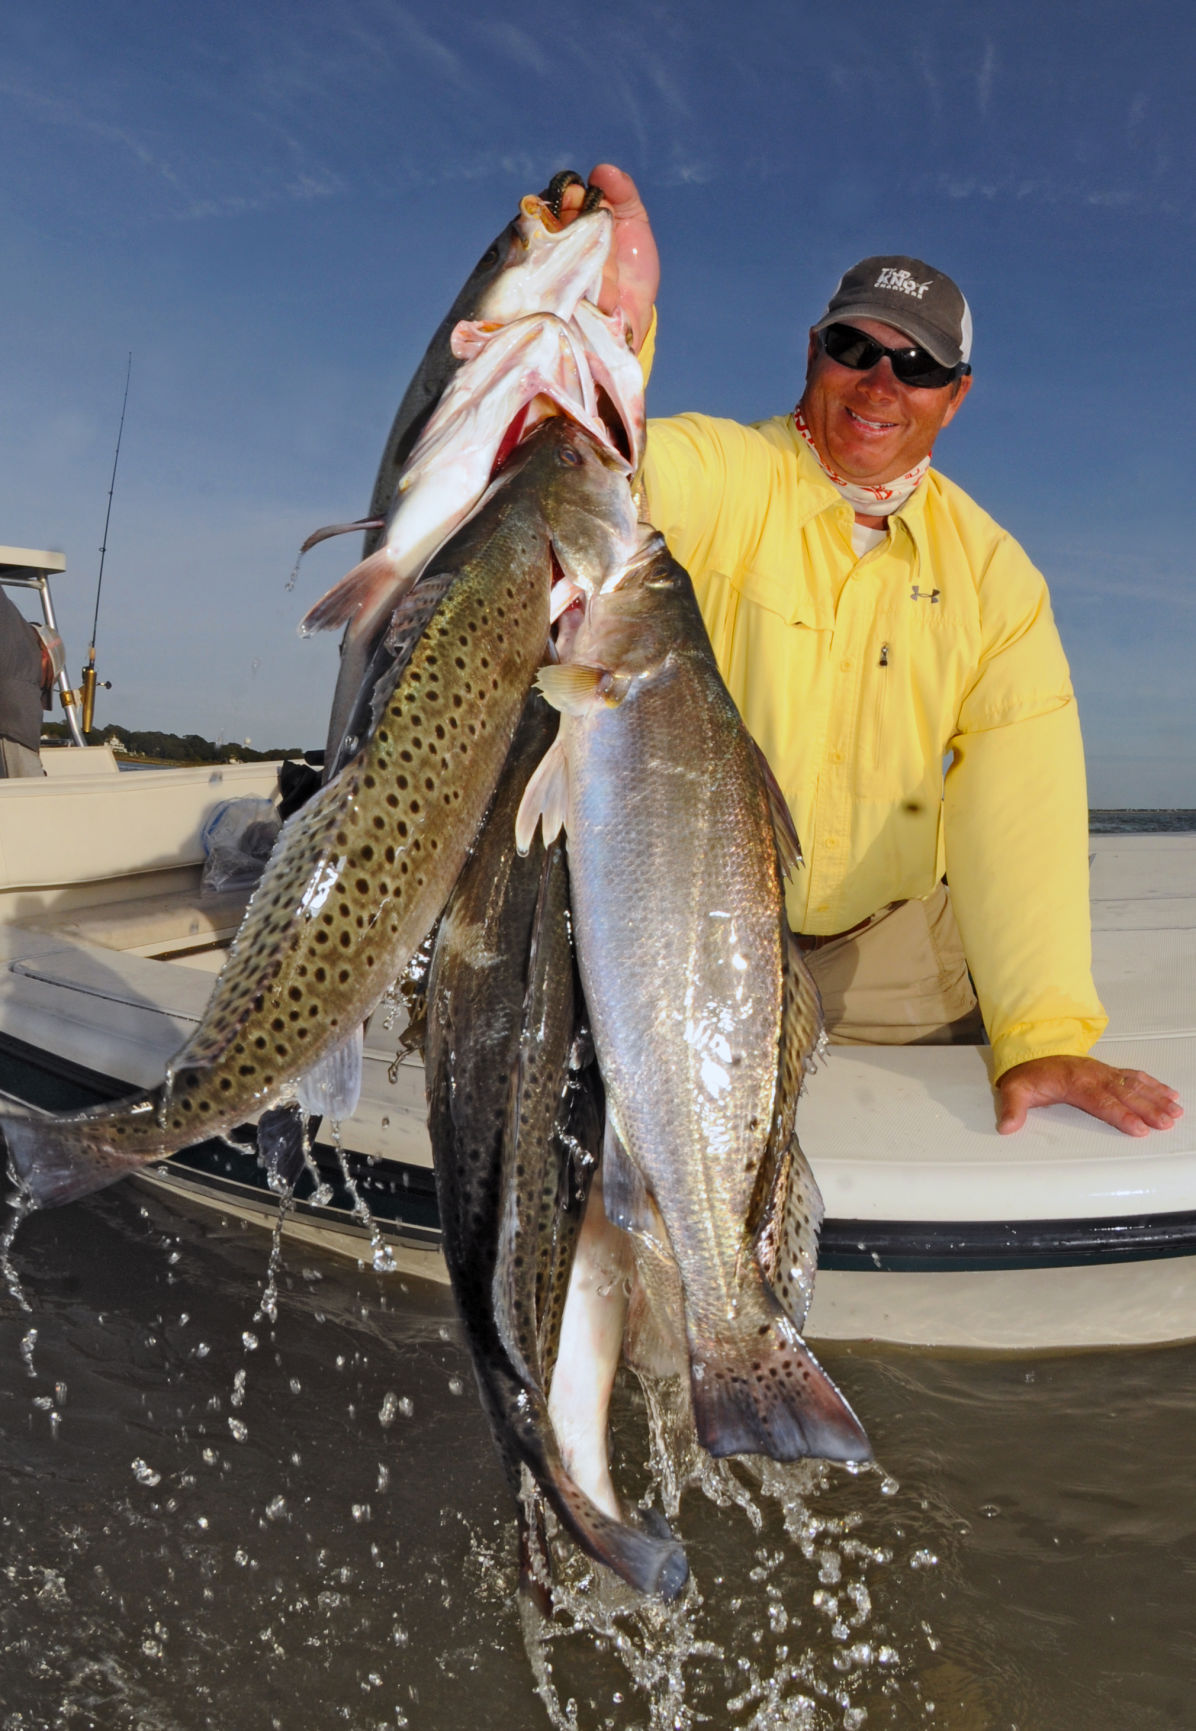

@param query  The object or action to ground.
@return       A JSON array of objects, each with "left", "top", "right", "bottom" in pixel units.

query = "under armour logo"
[{"left": 910, "top": 584, "right": 940, "bottom": 603}]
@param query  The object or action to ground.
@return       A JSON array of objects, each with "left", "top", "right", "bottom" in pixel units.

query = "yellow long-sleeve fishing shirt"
[{"left": 641, "top": 409, "right": 1107, "bottom": 1079}]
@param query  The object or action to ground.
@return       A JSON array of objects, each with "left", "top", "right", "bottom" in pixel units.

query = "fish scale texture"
[
  {"left": 567, "top": 645, "right": 786, "bottom": 1341},
  {"left": 5, "top": 475, "right": 556, "bottom": 1207},
  {"left": 554, "top": 548, "right": 869, "bottom": 1463}
]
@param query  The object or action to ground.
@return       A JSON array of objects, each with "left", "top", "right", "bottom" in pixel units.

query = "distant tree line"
[{"left": 42, "top": 720, "right": 308, "bottom": 765}]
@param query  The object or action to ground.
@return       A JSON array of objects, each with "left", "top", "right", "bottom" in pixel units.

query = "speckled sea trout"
[
  {"left": 309, "top": 183, "right": 615, "bottom": 764},
  {"left": 3, "top": 420, "right": 641, "bottom": 1212},
  {"left": 425, "top": 695, "right": 687, "bottom": 1601},
  {"left": 516, "top": 532, "right": 871, "bottom": 1465}
]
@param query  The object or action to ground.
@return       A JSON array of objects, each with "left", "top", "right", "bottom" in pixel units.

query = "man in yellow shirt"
[{"left": 563, "top": 165, "right": 1181, "bottom": 1140}]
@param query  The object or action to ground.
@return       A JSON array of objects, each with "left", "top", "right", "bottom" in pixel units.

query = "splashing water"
[{"left": 519, "top": 1366, "right": 916, "bottom": 1731}]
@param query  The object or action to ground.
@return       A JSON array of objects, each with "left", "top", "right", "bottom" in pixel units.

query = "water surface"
[{"left": 4, "top": 1180, "right": 1194, "bottom": 1731}]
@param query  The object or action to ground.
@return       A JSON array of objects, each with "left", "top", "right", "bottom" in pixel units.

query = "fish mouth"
[{"left": 520, "top": 193, "right": 565, "bottom": 234}]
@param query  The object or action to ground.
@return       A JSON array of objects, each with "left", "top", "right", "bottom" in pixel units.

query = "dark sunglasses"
[{"left": 818, "top": 321, "right": 970, "bottom": 389}]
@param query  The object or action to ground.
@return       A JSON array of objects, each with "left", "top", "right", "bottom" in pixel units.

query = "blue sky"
[{"left": 0, "top": 0, "right": 1191, "bottom": 801}]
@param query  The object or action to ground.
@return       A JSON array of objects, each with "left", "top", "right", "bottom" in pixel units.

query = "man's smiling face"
[{"left": 799, "top": 316, "right": 971, "bottom": 484}]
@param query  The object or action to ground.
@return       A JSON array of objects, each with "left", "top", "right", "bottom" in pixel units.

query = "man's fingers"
[{"left": 996, "top": 1056, "right": 1183, "bottom": 1137}]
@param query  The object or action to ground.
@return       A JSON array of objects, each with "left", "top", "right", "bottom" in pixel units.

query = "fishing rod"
[{"left": 82, "top": 352, "right": 131, "bottom": 734}]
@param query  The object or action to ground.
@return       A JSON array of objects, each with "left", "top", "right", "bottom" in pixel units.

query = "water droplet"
[
  {"left": 228, "top": 1417, "right": 248, "bottom": 1443},
  {"left": 290, "top": 1377, "right": 302, "bottom": 1394},
  {"left": 242, "top": 1331, "right": 259, "bottom": 1352},
  {"left": 131, "top": 1459, "right": 161, "bottom": 1487},
  {"left": 265, "top": 1496, "right": 287, "bottom": 1521},
  {"left": 447, "top": 1376, "right": 464, "bottom": 1397},
  {"left": 373, "top": 1245, "right": 397, "bottom": 1273},
  {"left": 352, "top": 1503, "right": 371, "bottom": 1523},
  {"left": 196, "top": 1342, "right": 211, "bottom": 1359},
  {"left": 202, "top": 1447, "right": 218, "bottom": 1466},
  {"left": 909, "top": 1549, "right": 939, "bottom": 1570}
]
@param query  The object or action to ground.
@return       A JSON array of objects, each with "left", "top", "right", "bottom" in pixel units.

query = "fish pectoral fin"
[
  {"left": 299, "top": 547, "right": 403, "bottom": 637},
  {"left": 514, "top": 734, "right": 569, "bottom": 854},
  {"left": 689, "top": 1307, "right": 872, "bottom": 1465},
  {"left": 536, "top": 662, "right": 612, "bottom": 714},
  {"left": 752, "top": 740, "right": 804, "bottom": 878},
  {"left": 294, "top": 1025, "right": 364, "bottom": 1122}
]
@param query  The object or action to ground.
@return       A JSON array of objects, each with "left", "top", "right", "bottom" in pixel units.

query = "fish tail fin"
[
  {"left": 501, "top": 1371, "right": 688, "bottom": 1600},
  {"left": 689, "top": 1305, "right": 871, "bottom": 1465},
  {"left": 2, "top": 1106, "right": 155, "bottom": 1210},
  {"left": 540, "top": 1450, "right": 689, "bottom": 1601}
]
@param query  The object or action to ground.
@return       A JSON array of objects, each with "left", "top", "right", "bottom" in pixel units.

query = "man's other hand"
[
  {"left": 559, "top": 164, "right": 659, "bottom": 353},
  {"left": 997, "top": 1055, "right": 1184, "bottom": 1137}
]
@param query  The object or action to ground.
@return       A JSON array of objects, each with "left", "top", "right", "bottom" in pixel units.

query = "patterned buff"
[{"left": 792, "top": 405, "right": 932, "bottom": 516}]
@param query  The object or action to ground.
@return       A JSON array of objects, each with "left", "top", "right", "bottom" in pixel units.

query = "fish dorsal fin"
[
  {"left": 299, "top": 546, "right": 402, "bottom": 637},
  {"left": 754, "top": 1135, "right": 825, "bottom": 1332},
  {"left": 750, "top": 930, "right": 826, "bottom": 1327},
  {"left": 294, "top": 1024, "right": 364, "bottom": 1122},
  {"left": 324, "top": 566, "right": 457, "bottom": 780},
  {"left": 514, "top": 732, "right": 569, "bottom": 854},
  {"left": 752, "top": 741, "right": 803, "bottom": 879}
]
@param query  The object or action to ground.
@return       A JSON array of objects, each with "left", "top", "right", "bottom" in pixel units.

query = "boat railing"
[{"left": 0, "top": 547, "right": 86, "bottom": 747}]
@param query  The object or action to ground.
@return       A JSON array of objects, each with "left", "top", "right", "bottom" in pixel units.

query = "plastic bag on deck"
[{"left": 200, "top": 796, "right": 281, "bottom": 894}]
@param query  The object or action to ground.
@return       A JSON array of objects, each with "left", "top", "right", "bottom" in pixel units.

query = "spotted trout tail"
[
  {"left": 2, "top": 1105, "right": 159, "bottom": 1210},
  {"left": 689, "top": 1306, "right": 871, "bottom": 1465},
  {"left": 485, "top": 1359, "right": 689, "bottom": 1600},
  {"left": 542, "top": 1455, "right": 690, "bottom": 1601}
]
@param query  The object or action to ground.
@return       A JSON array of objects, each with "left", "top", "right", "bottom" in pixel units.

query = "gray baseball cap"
[{"left": 813, "top": 255, "right": 973, "bottom": 368}]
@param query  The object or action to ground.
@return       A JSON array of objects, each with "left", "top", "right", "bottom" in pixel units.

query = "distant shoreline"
[{"left": 1089, "top": 810, "right": 1196, "bottom": 832}]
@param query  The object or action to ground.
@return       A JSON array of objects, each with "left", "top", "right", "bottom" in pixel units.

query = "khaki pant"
[{"left": 799, "top": 881, "right": 985, "bottom": 1047}]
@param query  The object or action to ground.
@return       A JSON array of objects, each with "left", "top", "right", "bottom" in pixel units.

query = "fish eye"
[
  {"left": 476, "top": 243, "right": 500, "bottom": 270},
  {"left": 557, "top": 444, "right": 583, "bottom": 467}
]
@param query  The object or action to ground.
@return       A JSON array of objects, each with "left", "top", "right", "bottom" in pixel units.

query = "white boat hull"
[{"left": 0, "top": 749, "right": 1192, "bottom": 1350}]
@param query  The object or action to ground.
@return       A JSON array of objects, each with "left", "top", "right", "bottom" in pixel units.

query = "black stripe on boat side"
[
  {"left": 0, "top": 1030, "right": 439, "bottom": 1240},
  {"left": 819, "top": 1212, "right": 1196, "bottom": 1273}
]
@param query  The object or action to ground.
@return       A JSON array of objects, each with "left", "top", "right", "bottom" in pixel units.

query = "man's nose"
[{"left": 856, "top": 357, "right": 900, "bottom": 396}]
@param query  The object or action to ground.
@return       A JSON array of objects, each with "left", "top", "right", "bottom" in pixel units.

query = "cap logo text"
[{"left": 875, "top": 267, "right": 933, "bottom": 299}]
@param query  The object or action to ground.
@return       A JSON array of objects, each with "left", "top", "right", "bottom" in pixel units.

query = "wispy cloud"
[
  {"left": 976, "top": 39, "right": 997, "bottom": 117},
  {"left": 0, "top": 79, "right": 180, "bottom": 187},
  {"left": 475, "top": 20, "right": 552, "bottom": 78}
]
